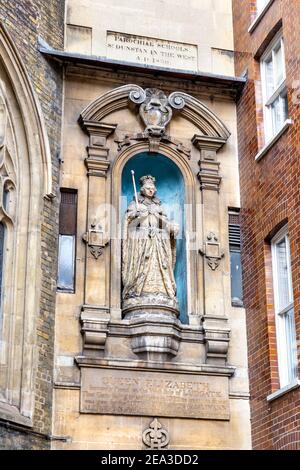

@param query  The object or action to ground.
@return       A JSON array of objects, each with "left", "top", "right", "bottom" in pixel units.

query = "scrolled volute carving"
[
  {"left": 168, "top": 91, "right": 186, "bottom": 110},
  {"left": 128, "top": 87, "right": 147, "bottom": 105},
  {"left": 129, "top": 87, "right": 188, "bottom": 137}
]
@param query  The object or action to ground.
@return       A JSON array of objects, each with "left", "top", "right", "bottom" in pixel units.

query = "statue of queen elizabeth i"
[{"left": 122, "top": 174, "right": 180, "bottom": 319}]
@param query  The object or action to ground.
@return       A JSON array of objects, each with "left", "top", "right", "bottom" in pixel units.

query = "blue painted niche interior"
[{"left": 121, "top": 152, "right": 188, "bottom": 324}]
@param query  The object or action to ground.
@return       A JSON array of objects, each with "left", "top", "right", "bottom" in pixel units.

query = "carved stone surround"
[{"left": 78, "top": 84, "right": 231, "bottom": 368}]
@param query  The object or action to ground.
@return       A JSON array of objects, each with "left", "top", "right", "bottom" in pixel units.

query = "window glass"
[
  {"left": 274, "top": 42, "right": 284, "bottom": 86},
  {"left": 271, "top": 94, "right": 288, "bottom": 135},
  {"left": 3, "top": 189, "right": 9, "bottom": 212},
  {"left": 265, "top": 55, "right": 274, "bottom": 99},
  {"left": 274, "top": 236, "right": 290, "bottom": 311},
  {"left": 0, "top": 222, "right": 4, "bottom": 306},
  {"left": 57, "top": 235, "right": 75, "bottom": 291},
  {"left": 57, "top": 189, "right": 77, "bottom": 292},
  {"left": 261, "top": 35, "right": 288, "bottom": 141},
  {"left": 230, "top": 251, "right": 243, "bottom": 305},
  {"left": 271, "top": 229, "right": 298, "bottom": 387},
  {"left": 229, "top": 211, "right": 243, "bottom": 306}
]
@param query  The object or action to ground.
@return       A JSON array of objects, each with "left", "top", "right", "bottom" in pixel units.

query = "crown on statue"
[{"left": 140, "top": 175, "right": 156, "bottom": 186}]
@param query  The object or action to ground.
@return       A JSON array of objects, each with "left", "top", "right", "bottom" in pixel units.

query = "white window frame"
[
  {"left": 248, "top": 0, "right": 275, "bottom": 33},
  {"left": 256, "top": 0, "right": 268, "bottom": 14},
  {"left": 271, "top": 226, "right": 298, "bottom": 388},
  {"left": 261, "top": 32, "right": 288, "bottom": 143}
]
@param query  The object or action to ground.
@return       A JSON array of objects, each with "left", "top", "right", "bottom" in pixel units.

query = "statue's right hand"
[{"left": 135, "top": 205, "right": 148, "bottom": 218}]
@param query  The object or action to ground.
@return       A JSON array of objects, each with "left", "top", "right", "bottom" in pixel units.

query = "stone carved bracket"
[
  {"left": 199, "top": 232, "right": 224, "bottom": 271},
  {"left": 80, "top": 121, "right": 117, "bottom": 177},
  {"left": 192, "top": 135, "right": 227, "bottom": 192},
  {"left": 82, "top": 223, "right": 109, "bottom": 259},
  {"left": 142, "top": 418, "right": 169, "bottom": 449},
  {"left": 202, "top": 315, "right": 230, "bottom": 365},
  {"left": 80, "top": 306, "right": 110, "bottom": 352},
  {"left": 127, "top": 315, "right": 182, "bottom": 362}
]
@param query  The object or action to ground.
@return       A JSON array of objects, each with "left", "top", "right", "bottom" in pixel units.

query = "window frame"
[
  {"left": 271, "top": 226, "right": 298, "bottom": 388},
  {"left": 57, "top": 188, "right": 78, "bottom": 293},
  {"left": 260, "top": 32, "right": 288, "bottom": 143},
  {"left": 248, "top": 0, "right": 275, "bottom": 33},
  {"left": 57, "top": 233, "right": 76, "bottom": 292},
  {"left": 256, "top": 0, "right": 268, "bottom": 14},
  {"left": 228, "top": 209, "right": 243, "bottom": 307}
]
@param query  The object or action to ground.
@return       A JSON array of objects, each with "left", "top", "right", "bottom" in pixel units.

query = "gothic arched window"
[
  {"left": 0, "top": 222, "right": 4, "bottom": 308},
  {"left": 0, "top": 23, "right": 52, "bottom": 427}
]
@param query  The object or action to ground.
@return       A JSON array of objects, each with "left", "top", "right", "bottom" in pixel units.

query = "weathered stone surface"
[
  {"left": 80, "top": 368, "right": 230, "bottom": 420},
  {"left": 106, "top": 31, "right": 198, "bottom": 71},
  {"left": 0, "top": 0, "right": 64, "bottom": 449}
]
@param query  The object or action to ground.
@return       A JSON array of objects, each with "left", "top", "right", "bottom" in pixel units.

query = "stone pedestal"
[{"left": 122, "top": 297, "right": 180, "bottom": 361}]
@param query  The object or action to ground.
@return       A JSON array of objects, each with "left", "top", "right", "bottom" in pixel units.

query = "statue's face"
[{"left": 141, "top": 183, "right": 156, "bottom": 198}]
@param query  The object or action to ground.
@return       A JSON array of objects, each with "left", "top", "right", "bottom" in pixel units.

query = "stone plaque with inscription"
[
  {"left": 106, "top": 31, "right": 198, "bottom": 72},
  {"left": 80, "top": 368, "right": 230, "bottom": 420}
]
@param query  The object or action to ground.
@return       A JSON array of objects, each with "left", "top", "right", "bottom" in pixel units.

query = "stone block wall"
[{"left": 0, "top": 0, "right": 64, "bottom": 449}]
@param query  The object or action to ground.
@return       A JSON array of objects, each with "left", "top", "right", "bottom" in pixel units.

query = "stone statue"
[{"left": 122, "top": 174, "right": 179, "bottom": 318}]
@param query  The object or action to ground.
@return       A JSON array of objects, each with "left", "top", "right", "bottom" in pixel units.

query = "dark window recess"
[
  {"left": 57, "top": 189, "right": 77, "bottom": 292},
  {"left": 229, "top": 211, "right": 243, "bottom": 307},
  {"left": 59, "top": 190, "right": 77, "bottom": 235}
]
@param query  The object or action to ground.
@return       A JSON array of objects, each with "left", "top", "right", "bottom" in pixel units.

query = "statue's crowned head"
[{"left": 140, "top": 175, "right": 157, "bottom": 199}]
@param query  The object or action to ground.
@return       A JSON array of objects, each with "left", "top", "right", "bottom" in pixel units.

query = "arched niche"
[
  {"left": 80, "top": 84, "right": 231, "bottom": 140},
  {"left": 121, "top": 151, "right": 188, "bottom": 324},
  {"left": 110, "top": 141, "right": 198, "bottom": 326},
  {"left": 0, "top": 22, "right": 52, "bottom": 425},
  {"left": 79, "top": 84, "right": 231, "bottom": 358}
]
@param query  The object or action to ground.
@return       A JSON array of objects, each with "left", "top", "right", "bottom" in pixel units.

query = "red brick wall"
[{"left": 233, "top": 0, "right": 300, "bottom": 450}]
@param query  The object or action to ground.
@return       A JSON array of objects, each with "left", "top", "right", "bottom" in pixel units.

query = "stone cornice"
[
  {"left": 192, "top": 134, "right": 228, "bottom": 152},
  {"left": 38, "top": 39, "right": 246, "bottom": 101},
  {"left": 75, "top": 356, "right": 235, "bottom": 377},
  {"left": 79, "top": 120, "right": 117, "bottom": 138}
]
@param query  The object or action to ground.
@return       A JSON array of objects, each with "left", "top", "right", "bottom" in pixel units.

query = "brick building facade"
[
  {"left": 3, "top": 0, "right": 300, "bottom": 451},
  {"left": 0, "top": 0, "right": 64, "bottom": 449},
  {"left": 233, "top": 0, "right": 300, "bottom": 450}
]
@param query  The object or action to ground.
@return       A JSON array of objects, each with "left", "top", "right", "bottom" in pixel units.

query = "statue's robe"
[{"left": 122, "top": 195, "right": 178, "bottom": 304}]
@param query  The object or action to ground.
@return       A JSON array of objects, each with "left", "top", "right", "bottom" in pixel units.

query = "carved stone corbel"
[
  {"left": 80, "top": 306, "right": 110, "bottom": 352},
  {"left": 82, "top": 223, "right": 109, "bottom": 259},
  {"left": 192, "top": 135, "right": 226, "bottom": 192},
  {"left": 80, "top": 121, "right": 117, "bottom": 177},
  {"left": 202, "top": 316, "right": 230, "bottom": 365},
  {"left": 199, "top": 232, "right": 224, "bottom": 271},
  {"left": 128, "top": 315, "right": 182, "bottom": 362}
]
